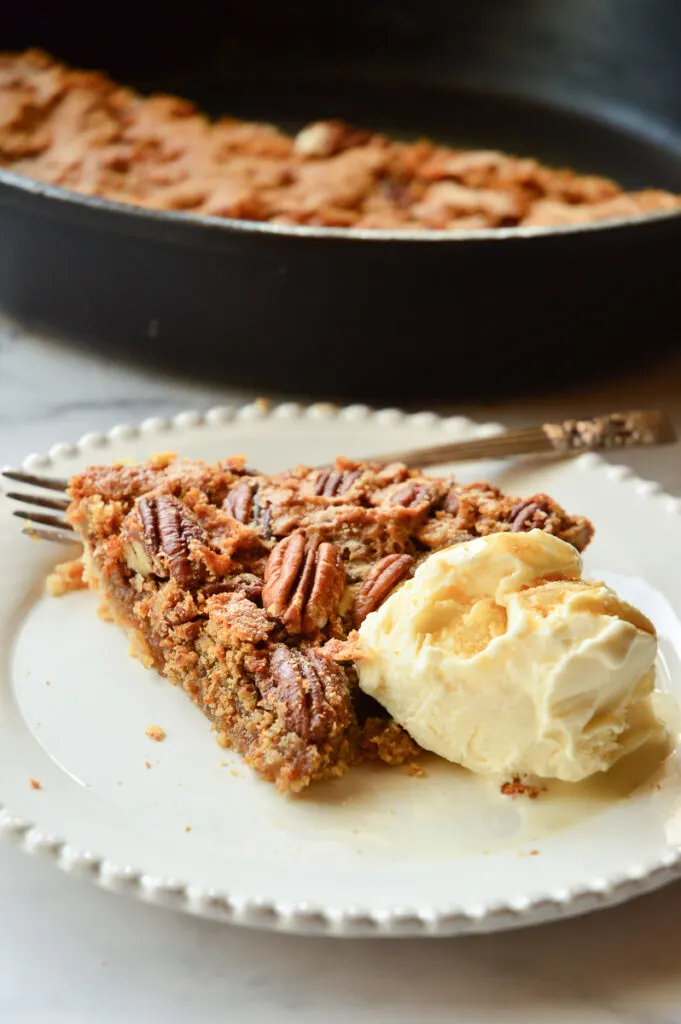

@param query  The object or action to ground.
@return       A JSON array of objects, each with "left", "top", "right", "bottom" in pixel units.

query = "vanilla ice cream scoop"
[{"left": 357, "top": 530, "right": 659, "bottom": 782}]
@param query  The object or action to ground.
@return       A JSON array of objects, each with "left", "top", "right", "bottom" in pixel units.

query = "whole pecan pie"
[
  {"left": 2, "top": 48, "right": 680, "bottom": 230},
  {"left": 66, "top": 453, "right": 593, "bottom": 793}
]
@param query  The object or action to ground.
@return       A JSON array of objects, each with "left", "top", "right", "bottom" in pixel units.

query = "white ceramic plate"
[{"left": 2, "top": 402, "right": 681, "bottom": 938}]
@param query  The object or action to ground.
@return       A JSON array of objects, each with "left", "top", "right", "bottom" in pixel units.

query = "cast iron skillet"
[{"left": 1, "top": 0, "right": 681, "bottom": 400}]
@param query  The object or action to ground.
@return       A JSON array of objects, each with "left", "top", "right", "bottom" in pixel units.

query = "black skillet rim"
[{"left": 2, "top": 165, "right": 680, "bottom": 244}]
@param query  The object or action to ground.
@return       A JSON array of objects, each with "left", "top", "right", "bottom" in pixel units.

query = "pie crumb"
[
  {"left": 184, "top": 825, "right": 192, "bottom": 832},
  {"left": 97, "top": 602, "right": 114, "bottom": 622},
  {"left": 45, "top": 558, "right": 86, "bottom": 597},
  {"left": 145, "top": 725, "right": 166, "bottom": 742},
  {"left": 145, "top": 761, "right": 151, "bottom": 769},
  {"left": 529, "top": 849, "right": 540, "bottom": 856},
  {"left": 405, "top": 762, "right": 426, "bottom": 778},
  {"left": 501, "top": 777, "right": 544, "bottom": 799},
  {"left": 29, "top": 778, "right": 41, "bottom": 790},
  {"left": 149, "top": 452, "right": 176, "bottom": 469}
]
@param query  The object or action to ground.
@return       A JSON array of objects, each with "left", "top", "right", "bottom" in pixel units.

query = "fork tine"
[
  {"left": 2, "top": 469, "right": 69, "bottom": 492},
  {"left": 21, "top": 525, "right": 81, "bottom": 545},
  {"left": 13, "top": 510, "right": 74, "bottom": 531},
  {"left": 5, "top": 491, "right": 70, "bottom": 512}
]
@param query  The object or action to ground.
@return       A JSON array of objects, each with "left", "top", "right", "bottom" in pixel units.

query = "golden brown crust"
[
  {"left": 66, "top": 454, "right": 593, "bottom": 792},
  {"left": 2, "top": 49, "right": 679, "bottom": 231}
]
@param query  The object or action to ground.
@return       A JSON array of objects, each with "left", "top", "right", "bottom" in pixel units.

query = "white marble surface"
[{"left": 3, "top": 320, "right": 681, "bottom": 1024}]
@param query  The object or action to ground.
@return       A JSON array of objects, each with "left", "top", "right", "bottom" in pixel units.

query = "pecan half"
[
  {"left": 136, "top": 495, "right": 207, "bottom": 587},
  {"left": 443, "top": 488, "right": 460, "bottom": 516},
  {"left": 260, "top": 506, "right": 272, "bottom": 539},
  {"left": 293, "top": 120, "right": 347, "bottom": 158},
  {"left": 122, "top": 536, "right": 155, "bottom": 577},
  {"left": 260, "top": 644, "right": 352, "bottom": 744},
  {"left": 262, "top": 531, "right": 345, "bottom": 635},
  {"left": 352, "top": 553, "right": 414, "bottom": 627},
  {"left": 201, "top": 572, "right": 263, "bottom": 603},
  {"left": 224, "top": 479, "right": 257, "bottom": 523},
  {"left": 293, "top": 120, "right": 372, "bottom": 159},
  {"left": 374, "top": 462, "right": 410, "bottom": 485},
  {"left": 510, "top": 496, "right": 553, "bottom": 533},
  {"left": 388, "top": 480, "right": 432, "bottom": 509},
  {"left": 224, "top": 479, "right": 272, "bottom": 538},
  {"left": 381, "top": 178, "right": 412, "bottom": 208},
  {"left": 314, "top": 467, "right": 363, "bottom": 498}
]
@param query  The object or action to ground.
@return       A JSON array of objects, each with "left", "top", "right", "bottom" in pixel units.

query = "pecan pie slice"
[{"left": 66, "top": 453, "right": 593, "bottom": 793}]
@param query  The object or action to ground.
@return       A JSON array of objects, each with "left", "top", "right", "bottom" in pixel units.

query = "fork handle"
[{"left": 361, "top": 410, "right": 676, "bottom": 468}]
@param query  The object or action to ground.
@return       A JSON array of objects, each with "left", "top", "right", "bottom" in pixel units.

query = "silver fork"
[
  {"left": 2, "top": 408, "right": 676, "bottom": 544},
  {"left": 2, "top": 469, "right": 75, "bottom": 543}
]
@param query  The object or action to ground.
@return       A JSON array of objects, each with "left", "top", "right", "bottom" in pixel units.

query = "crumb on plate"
[
  {"left": 45, "top": 558, "right": 86, "bottom": 597},
  {"left": 501, "top": 777, "right": 544, "bottom": 799},
  {"left": 29, "top": 778, "right": 41, "bottom": 790},
  {"left": 145, "top": 725, "right": 166, "bottom": 742}
]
